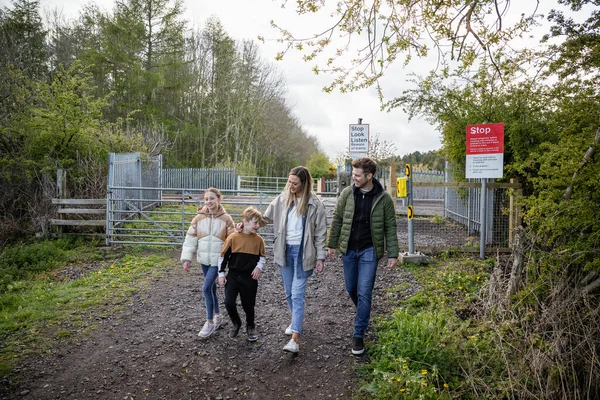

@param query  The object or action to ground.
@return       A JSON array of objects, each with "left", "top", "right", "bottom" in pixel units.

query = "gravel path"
[{"left": 1, "top": 246, "right": 419, "bottom": 400}]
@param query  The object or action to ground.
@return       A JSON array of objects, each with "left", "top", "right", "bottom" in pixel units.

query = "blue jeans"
[
  {"left": 342, "top": 247, "right": 378, "bottom": 338},
  {"left": 279, "top": 244, "right": 313, "bottom": 334},
  {"left": 201, "top": 264, "right": 220, "bottom": 320}
]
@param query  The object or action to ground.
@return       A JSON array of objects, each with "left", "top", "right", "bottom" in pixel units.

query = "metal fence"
[
  {"left": 163, "top": 168, "right": 237, "bottom": 190},
  {"left": 92, "top": 155, "right": 523, "bottom": 253},
  {"left": 107, "top": 152, "right": 162, "bottom": 224},
  {"left": 398, "top": 168, "right": 444, "bottom": 200},
  {"left": 105, "top": 187, "right": 337, "bottom": 247},
  {"left": 394, "top": 180, "right": 519, "bottom": 252},
  {"left": 237, "top": 176, "right": 337, "bottom": 194}
]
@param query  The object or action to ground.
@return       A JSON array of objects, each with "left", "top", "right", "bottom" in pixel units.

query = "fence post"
[
  {"left": 387, "top": 166, "right": 397, "bottom": 200},
  {"left": 508, "top": 178, "right": 522, "bottom": 248},
  {"left": 317, "top": 177, "right": 325, "bottom": 194},
  {"left": 56, "top": 169, "right": 67, "bottom": 235},
  {"left": 406, "top": 164, "right": 415, "bottom": 255},
  {"left": 479, "top": 178, "right": 487, "bottom": 259}
]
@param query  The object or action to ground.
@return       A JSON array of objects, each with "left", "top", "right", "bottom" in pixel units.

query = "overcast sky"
[{"left": 26, "top": 0, "right": 564, "bottom": 159}]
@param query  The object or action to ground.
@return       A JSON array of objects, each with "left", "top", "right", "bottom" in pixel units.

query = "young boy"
[{"left": 218, "top": 207, "right": 266, "bottom": 341}]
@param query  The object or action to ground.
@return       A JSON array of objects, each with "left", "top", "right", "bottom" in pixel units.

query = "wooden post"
[
  {"left": 56, "top": 169, "right": 67, "bottom": 234},
  {"left": 57, "top": 169, "right": 67, "bottom": 199},
  {"left": 387, "top": 166, "right": 397, "bottom": 199},
  {"left": 508, "top": 178, "right": 522, "bottom": 247},
  {"left": 317, "top": 177, "right": 326, "bottom": 194}
]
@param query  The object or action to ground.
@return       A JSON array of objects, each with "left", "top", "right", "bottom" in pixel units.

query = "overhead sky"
[{"left": 32, "top": 0, "right": 564, "bottom": 159}]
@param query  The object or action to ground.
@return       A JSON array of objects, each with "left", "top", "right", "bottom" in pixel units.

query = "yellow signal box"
[{"left": 396, "top": 177, "right": 407, "bottom": 198}]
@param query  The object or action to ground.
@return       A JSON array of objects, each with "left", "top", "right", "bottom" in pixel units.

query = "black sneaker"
[
  {"left": 229, "top": 324, "right": 240, "bottom": 338},
  {"left": 247, "top": 327, "right": 258, "bottom": 342},
  {"left": 352, "top": 337, "right": 365, "bottom": 355}
]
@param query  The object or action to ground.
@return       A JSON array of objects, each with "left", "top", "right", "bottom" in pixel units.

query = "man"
[{"left": 327, "top": 157, "right": 399, "bottom": 355}]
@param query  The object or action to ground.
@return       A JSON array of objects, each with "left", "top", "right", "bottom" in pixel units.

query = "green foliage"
[
  {"left": 0, "top": 237, "right": 96, "bottom": 293},
  {"left": 272, "top": 0, "right": 540, "bottom": 94},
  {"left": 0, "top": 0, "right": 48, "bottom": 81},
  {"left": 306, "top": 152, "right": 334, "bottom": 178},
  {"left": 360, "top": 259, "right": 508, "bottom": 399},
  {"left": 396, "top": 150, "right": 445, "bottom": 171}
]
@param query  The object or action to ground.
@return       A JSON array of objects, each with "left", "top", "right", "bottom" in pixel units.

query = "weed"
[{"left": 360, "top": 258, "right": 506, "bottom": 399}]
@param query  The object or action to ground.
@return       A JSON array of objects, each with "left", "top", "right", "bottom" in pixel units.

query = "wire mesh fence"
[{"left": 66, "top": 155, "right": 523, "bottom": 253}]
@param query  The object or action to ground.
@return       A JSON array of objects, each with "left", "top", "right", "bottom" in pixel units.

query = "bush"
[{"left": 0, "top": 238, "right": 91, "bottom": 292}]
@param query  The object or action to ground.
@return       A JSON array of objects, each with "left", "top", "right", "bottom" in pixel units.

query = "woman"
[
  {"left": 263, "top": 166, "right": 328, "bottom": 354},
  {"left": 181, "top": 187, "right": 235, "bottom": 338}
]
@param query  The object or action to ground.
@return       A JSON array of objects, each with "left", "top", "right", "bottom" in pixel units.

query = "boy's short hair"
[
  {"left": 242, "top": 206, "right": 266, "bottom": 227},
  {"left": 351, "top": 157, "right": 377, "bottom": 176}
]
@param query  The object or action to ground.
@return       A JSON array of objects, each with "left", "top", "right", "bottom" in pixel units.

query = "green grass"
[
  {"left": 0, "top": 237, "right": 101, "bottom": 292},
  {"left": 357, "top": 257, "right": 509, "bottom": 399},
  {"left": 0, "top": 240, "right": 173, "bottom": 378}
]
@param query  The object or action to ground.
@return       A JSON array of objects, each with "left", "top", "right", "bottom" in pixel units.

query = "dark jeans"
[
  {"left": 342, "top": 246, "right": 378, "bottom": 338},
  {"left": 224, "top": 272, "right": 258, "bottom": 329}
]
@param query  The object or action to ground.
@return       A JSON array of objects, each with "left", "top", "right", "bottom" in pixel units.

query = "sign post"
[
  {"left": 349, "top": 121, "right": 369, "bottom": 159},
  {"left": 465, "top": 123, "right": 505, "bottom": 259}
]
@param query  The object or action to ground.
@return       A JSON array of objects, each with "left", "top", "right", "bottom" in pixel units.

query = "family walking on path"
[
  {"left": 4, "top": 158, "right": 407, "bottom": 400},
  {"left": 181, "top": 157, "right": 399, "bottom": 357}
]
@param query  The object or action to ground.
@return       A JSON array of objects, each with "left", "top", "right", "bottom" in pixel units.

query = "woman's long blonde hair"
[{"left": 284, "top": 166, "right": 314, "bottom": 215}]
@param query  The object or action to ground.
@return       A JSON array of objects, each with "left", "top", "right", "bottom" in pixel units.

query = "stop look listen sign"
[{"left": 466, "top": 123, "right": 505, "bottom": 179}]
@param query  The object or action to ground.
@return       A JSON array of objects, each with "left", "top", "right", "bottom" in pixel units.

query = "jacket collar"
[
  {"left": 197, "top": 204, "right": 226, "bottom": 217},
  {"left": 352, "top": 177, "right": 384, "bottom": 196}
]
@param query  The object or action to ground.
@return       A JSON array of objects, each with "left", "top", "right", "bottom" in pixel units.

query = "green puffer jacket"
[{"left": 327, "top": 179, "right": 399, "bottom": 260}]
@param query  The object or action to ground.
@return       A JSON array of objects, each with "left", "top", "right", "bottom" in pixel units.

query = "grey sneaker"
[
  {"left": 213, "top": 314, "right": 223, "bottom": 330},
  {"left": 229, "top": 324, "right": 240, "bottom": 338},
  {"left": 352, "top": 337, "right": 365, "bottom": 355},
  {"left": 284, "top": 325, "right": 293, "bottom": 335},
  {"left": 198, "top": 321, "right": 215, "bottom": 338},
  {"left": 247, "top": 327, "right": 258, "bottom": 342},
  {"left": 283, "top": 339, "right": 299, "bottom": 353}
]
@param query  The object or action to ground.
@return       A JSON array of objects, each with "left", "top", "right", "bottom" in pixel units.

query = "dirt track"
[{"left": 1, "top": 247, "right": 419, "bottom": 400}]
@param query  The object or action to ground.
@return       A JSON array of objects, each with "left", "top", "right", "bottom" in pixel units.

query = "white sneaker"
[
  {"left": 213, "top": 314, "right": 223, "bottom": 330},
  {"left": 198, "top": 321, "right": 215, "bottom": 338},
  {"left": 283, "top": 339, "right": 299, "bottom": 353},
  {"left": 284, "top": 325, "right": 293, "bottom": 335}
]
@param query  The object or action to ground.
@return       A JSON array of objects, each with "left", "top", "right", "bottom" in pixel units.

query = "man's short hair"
[
  {"left": 351, "top": 157, "right": 377, "bottom": 176},
  {"left": 242, "top": 206, "right": 265, "bottom": 227}
]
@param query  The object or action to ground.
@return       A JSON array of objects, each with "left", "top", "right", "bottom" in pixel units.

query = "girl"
[
  {"left": 181, "top": 187, "right": 235, "bottom": 338},
  {"left": 263, "top": 166, "right": 328, "bottom": 354}
]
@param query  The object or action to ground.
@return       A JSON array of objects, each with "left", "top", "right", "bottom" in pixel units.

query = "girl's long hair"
[{"left": 284, "top": 166, "right": 313, "bottom": 215}]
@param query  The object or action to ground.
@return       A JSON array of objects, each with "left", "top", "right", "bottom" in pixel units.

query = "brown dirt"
[{"left": 1, "top": 246, "right": 420, "bottom": 400}]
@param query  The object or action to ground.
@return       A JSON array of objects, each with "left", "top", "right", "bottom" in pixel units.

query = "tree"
[
  {"left": 270, "top": 0, "right": 541, "bottom": 95},
  {"left": 0, "top": 0, "right": 47, "bottom": 129},
  {"left": 306, "top": 152, "right": 333, "bottom": 178},
  {"left": 367, "top": 133, "right": 397, "bottom": 168},
  {"left": 0, "top": 62, "right": 144, "bottom": 237},
  {"left": 0, "top": 0, "right": 47, "bottom": 80}
]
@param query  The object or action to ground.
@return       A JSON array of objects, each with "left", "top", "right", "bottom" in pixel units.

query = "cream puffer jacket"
[{"left": 180, "top": 205, "right": 235, "bottom": 267}]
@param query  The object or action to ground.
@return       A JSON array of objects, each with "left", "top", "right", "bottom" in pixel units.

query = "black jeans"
[{"left": 224, "top": 272, "right": 258, "bottom": 329}]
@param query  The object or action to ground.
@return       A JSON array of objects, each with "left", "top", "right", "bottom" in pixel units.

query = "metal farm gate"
[{"left": 103, "top": 154, "right": 521, "bottom": 252}]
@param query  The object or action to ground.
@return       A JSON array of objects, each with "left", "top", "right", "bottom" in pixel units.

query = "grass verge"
[
  {"left": 0, "top": 240, "right": 173, "bottom": 378},
  {"left": 357, "top": 256, "right": 511, "bottom": 399}
]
